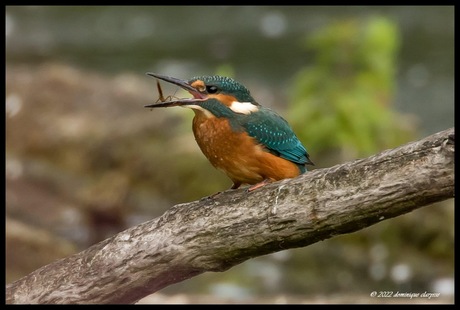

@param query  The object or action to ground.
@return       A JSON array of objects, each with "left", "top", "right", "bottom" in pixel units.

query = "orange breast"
[{"left": 192, "top": 112, "right": 302, "bottom": 187}]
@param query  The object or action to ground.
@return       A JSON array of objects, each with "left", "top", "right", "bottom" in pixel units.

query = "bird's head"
[{"left": 145, "top": 73, "right": 260, "bottom": 117}]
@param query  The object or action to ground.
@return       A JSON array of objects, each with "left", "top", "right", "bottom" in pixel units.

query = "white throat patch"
[{"left": 229, "top": 101, "right": 259, "bottom": 115}]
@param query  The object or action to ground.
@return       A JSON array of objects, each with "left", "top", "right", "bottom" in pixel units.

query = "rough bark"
[{"left": 6, "top": 128, "right": 454, "bottom": 304}]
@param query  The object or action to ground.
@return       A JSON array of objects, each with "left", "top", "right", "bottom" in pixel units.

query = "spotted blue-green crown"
[{"left": 189, "top": 75, "right": 256, "bottom": 103}]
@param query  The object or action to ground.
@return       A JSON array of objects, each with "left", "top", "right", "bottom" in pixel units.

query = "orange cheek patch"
[{"left": 208, "top": 94, "right": 237, "bottom": 107}]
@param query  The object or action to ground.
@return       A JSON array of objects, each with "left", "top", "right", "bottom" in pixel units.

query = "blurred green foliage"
[
  {"left": 6, "top": 10, "right": 453, "bottom": 300},
  {"left": 289, "top": 16, "right": 416, "bottom": 163}
]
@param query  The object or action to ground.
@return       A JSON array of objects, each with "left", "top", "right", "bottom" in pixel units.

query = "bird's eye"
[{"left": 206, "top": 85, "right": 219, "bottom": 94}]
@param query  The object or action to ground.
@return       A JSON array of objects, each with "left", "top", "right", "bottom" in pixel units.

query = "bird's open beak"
[{"left": 144, "top": 73, "right": 205, "bottom": 108}]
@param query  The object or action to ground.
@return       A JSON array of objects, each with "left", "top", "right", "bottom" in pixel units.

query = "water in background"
[
  {"left": 5, "top": 6, "right": 454, "bottom": 302},
  {"left": 6, "top": 6, "right": 454, "bottom": 136}
]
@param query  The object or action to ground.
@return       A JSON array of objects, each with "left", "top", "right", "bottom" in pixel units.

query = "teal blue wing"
[{"left": 240, "top": 107, "right": 313, "bottom": 172}]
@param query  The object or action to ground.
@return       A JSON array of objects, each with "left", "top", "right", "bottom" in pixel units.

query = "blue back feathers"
[{"left": 242, "top": 107, "right": 312, "bottom": 172}]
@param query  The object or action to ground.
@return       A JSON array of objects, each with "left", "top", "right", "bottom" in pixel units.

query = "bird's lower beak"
[
  {"left": 145, "top": 98, "right": 202, "bottom": 108},
  {"left": 144, "top": 73, "right": 205, "bottom": 108}
]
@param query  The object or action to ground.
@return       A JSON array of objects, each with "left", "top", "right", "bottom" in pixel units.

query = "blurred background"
[{"left": 5, "top": 6, "right": 454, "bottom": 304}]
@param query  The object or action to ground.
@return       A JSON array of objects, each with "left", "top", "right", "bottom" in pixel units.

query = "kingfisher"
[{"left": 145, "top": 73, "right": 314, "bottom": 191}]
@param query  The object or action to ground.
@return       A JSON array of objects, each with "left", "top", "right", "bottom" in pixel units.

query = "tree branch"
[{"left": 6, "top": 128, "right": 454, "bottom": 304}]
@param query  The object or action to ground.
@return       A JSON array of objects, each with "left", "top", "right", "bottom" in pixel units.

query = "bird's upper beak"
[{"left": 144, "top": 73, "right": 206, "bottom": 108}]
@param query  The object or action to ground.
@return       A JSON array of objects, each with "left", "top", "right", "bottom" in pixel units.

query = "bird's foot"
[{"left": 247, "top": 179, "right": 273, "bottom": 192}]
